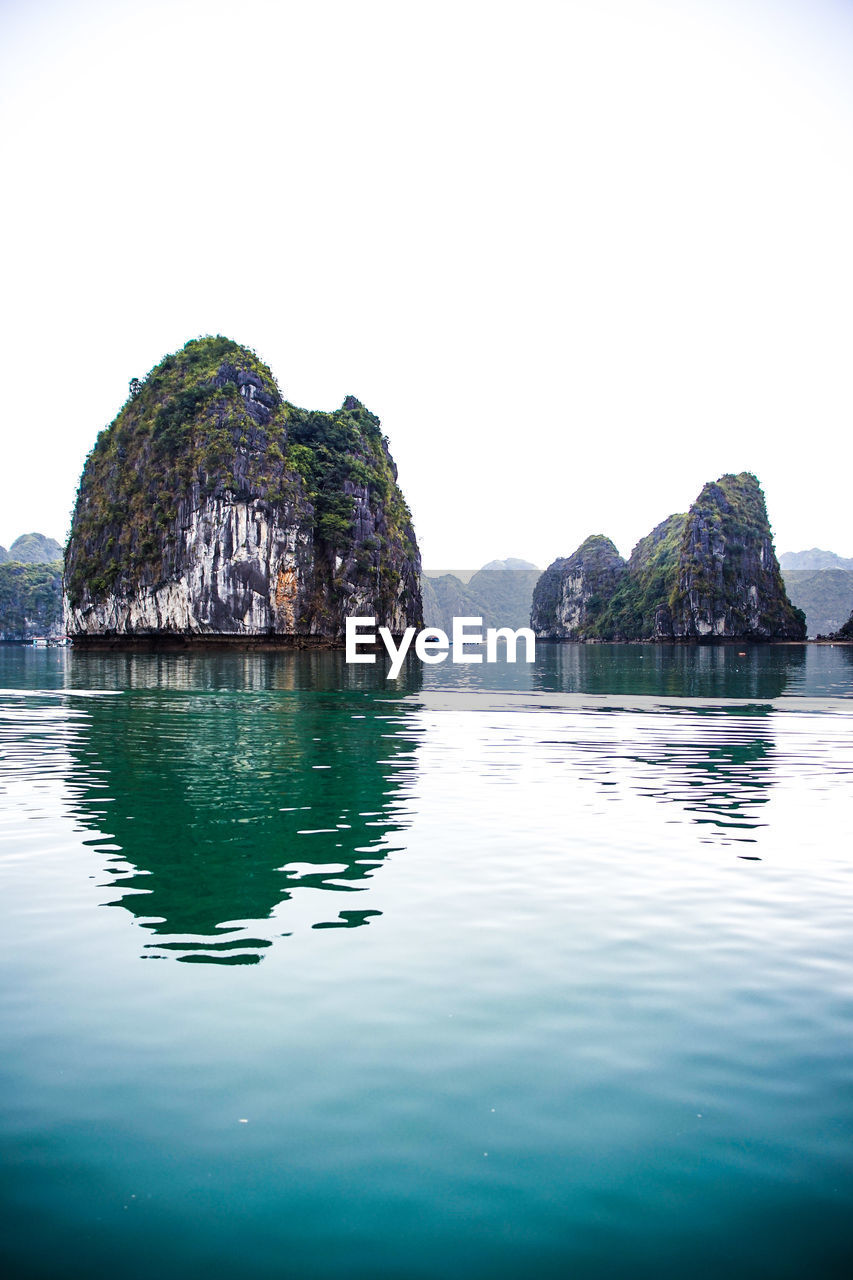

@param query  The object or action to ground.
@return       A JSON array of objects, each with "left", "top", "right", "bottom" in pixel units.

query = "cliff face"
[
  {"left": 532, "top": 474, "right": 806, "bottom": 642},
  {"left": 65, "top": 338, "right": 422, "bottom": 640},
  {"left": 667, "top": 475, "right": 804, "bottom": 639},
  {"left": 531, "top": 536, "right": 626, "bottom": 638}
]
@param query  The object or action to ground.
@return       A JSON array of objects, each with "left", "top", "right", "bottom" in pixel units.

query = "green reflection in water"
[
  {"left": 66, "top": 653, "right": 423, "bottom": 961},
  {"left": 531, "top": 641, "right": 805, "bottom": 699}
]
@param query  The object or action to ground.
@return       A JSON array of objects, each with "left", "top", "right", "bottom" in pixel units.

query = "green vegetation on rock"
[
  {"left": 595, "top": 516, "right": 685, "bottom": 640},
  {"left": 670, "top": 473, "right": 803, "bottom": 639}
]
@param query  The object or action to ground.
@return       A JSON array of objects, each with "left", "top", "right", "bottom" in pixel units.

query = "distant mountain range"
[
  {"left": 781, "top": 570, "right": 853, "bottom": 638},
  {"left": 478, "top": 558, "right": 538, "bottom": 573},
  {"left": 421, "top": 560, "right": 540, "bottom": 632},
  {"left": 0, "top": 532, "right": 63, "bottom": 565},
  {"left": 0, "top": 533, "right": 64, "bottom": 640},
  {"left": 777, "top": 549, "right": 853, "bottom": 636},
  {"left": 779, "top": 548, "right": 853, "bottom": 571}
]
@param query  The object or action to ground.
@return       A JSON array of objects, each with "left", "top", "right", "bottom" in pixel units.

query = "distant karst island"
[
  {"left": 65, "top": 337, "right": 423, "bottom": 646},
  {"left": 0, "top": 534, "right": 63, "bottom": 642},
  {"left": 0, "top": 533, "right": 62, "bottom": 566},
  {"left": 531, "top": 473, "right": 808, "bottom": 642}
]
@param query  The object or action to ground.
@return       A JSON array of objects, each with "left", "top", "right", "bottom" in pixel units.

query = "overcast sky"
[{"left": 1, "top": 0, "right": 852, "bottom": 567}]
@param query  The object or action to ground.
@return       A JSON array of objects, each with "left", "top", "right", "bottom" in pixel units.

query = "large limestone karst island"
[
  {"left": 65, "top": 337, "right": 423, "bottom": 644},
  {"left": 531, "top": 473, "right": 806, "bottom": 642}
]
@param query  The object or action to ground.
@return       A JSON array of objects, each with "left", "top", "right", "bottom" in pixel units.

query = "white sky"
[{"left": 1, "top": 0, "right": 852, "bottom": 566}]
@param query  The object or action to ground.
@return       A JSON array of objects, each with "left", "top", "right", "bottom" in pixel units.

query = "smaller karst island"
[
  {"left": 530, "top": 472, "right": 808, "bottom": 643},
  {"left": 53, "top": 337, "right": 848, "bottom": 648}
]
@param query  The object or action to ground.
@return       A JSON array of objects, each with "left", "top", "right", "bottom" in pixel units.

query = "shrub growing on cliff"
[{"left": 596, "top": 515, "right": 686, "bottom": 639}]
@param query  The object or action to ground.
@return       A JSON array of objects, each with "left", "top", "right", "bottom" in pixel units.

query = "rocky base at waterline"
[
  {"left": 65, "top": 337, "right": 422, "bottom": 642},
  {"left": 532, "top": 473, "right": 806, "bottom": 642},
  {"left": 68, "top": 632, "right": 351, "bottom": 651}
]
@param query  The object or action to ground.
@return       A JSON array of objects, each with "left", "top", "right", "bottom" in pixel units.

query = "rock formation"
[
  {"left": 532, "top": 473, "right": 806, "bottom": 642},
  {"left": 65, "top": 337, "right": 422, "bottom": 642},
  {"left": 530, "top": 536, "right": 626, "bottom": 638}
]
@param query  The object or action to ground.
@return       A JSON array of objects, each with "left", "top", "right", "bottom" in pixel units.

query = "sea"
[{"left": 1, "top": 642, "right": 852, "bottom": 1278}]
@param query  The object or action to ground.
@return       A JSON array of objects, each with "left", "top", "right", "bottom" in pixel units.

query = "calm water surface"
[{"left": 1, "top": 643, "right": 852, "bottom": 1277}]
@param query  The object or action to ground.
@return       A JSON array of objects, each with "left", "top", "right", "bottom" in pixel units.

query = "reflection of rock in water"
[
  {"left": 64, "top": 648, "right": 425, "bottom": 696},
  {"left": 535, "top": 641, "right": 803, "bottom": 701},
  {"left": 66, "top": 654, "right": 422, "bottom": 962},
  {"left": 530, "top": 645, "right": 799, "bottom": 846},
  {"left": 568, "top": 704, "right": 777, "bottom": 846}
]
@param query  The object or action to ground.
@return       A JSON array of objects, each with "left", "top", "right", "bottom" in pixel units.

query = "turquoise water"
[{"left": 1, "top": 643, "right": 852, "bottom": 1277}]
